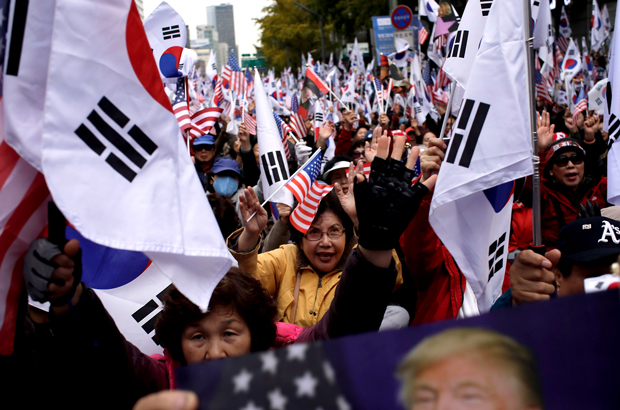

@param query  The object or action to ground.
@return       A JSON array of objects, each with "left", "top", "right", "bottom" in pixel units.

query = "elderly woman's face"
[
  {"left": 181, "top": 305, "right": 252, "bottom": 364},
  {"left": 301, "top": 209, "right": 347, "bottom": 273},
  {"left": 549, "top": 150, "right": 585, "bottom": 191}
]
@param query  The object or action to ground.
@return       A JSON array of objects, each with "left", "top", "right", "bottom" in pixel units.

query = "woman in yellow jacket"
[{"left": 228, "top": 188, "right": 403, "bottom": 329}]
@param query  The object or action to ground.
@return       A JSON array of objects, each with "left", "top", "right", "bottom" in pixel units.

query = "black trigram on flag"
[
  {"left": 606, "top": 84, "right": 620, "bottom": 144},
  {"left": 315, "top": 111, "right": 324, "bottom": 124},
  {"left": 480, "top": 0, "right": 493, "bottom": 16},
  {"left": 132, "top": 284, "right": 174, "bottom": 345},
  {"left": 488, "top": 232, "right": 506, "bottom": 281},
  {"left": 261, "top": 151, "right": 289, "bottom": 186},
  {"left": 74, "top": 97, "right": 158, "bottom": 182},
  {"left": 445, "top": 99, "right": 490, "bottom": 168},
  {"left": 567, "top": 48, "right": 576, "bottom": 57},
  {"left": 162, "top": 25, "right": 181, "bottom": 40},
  {"left": 449, "top": 30, "right": 469, "bottom": 59}
]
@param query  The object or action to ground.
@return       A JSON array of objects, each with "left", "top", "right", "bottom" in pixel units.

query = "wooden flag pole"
[{"left": 384, "top": 79, "right": 392, "bottom": 113}]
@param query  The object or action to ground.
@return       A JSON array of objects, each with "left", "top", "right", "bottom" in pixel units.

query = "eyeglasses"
[
  {"left": 351, "top": 150, "right": 365, "bottom": 158},
  {"left": 555, "top": 154, "right": 584, "bottom": 167},
  {"left": 193, "top": 145, "right": 214, "bottom": 152},
  {"left": 304, "top": 225, "right": 345, "bottom": 241}
]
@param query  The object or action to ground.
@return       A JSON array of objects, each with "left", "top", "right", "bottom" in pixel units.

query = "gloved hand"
[
  {"left": 295, "top": 141, "right": 313, "bottom": 167},
  {"left": 354, "top": 134, "right": 436, "bottom": 251},
  {"left": 578, "top": 200, "right": 601, "bottom": 218},
  {"left": 23, "top": 238, "right": 82, "bottom": 306}
]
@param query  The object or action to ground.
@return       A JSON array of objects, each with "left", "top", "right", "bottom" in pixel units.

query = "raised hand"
[
  {"left": 537, "top": 109, "right": 555, "bottom": 151},
  {"left": 334, "top": 161, "right": 363, "bottom": 228},
  {"left": 584, "top": 114, "right": 600, "bottom": 142},
  {"left": 237, "top": 187, "right": 268, "bottom": 251},
  {"left": 364, "top": 127, "right": 383, "bottom": 163},
  {"left": 420, "top": 136, "right": 447, "bottom": 183}
]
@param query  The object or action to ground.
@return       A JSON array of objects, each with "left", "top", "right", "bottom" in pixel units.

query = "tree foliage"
[{"left": 255, "top": 0, "right": 386, "bottom": 72}]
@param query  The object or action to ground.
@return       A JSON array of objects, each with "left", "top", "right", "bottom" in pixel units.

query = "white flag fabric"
[
  {"left": 442, "top": 0, "right": 493, "bottom": 89},
  {"left": 602, "top": 5, "right": 612, "bottom": 39},
  {"left": 589, "top": 78, "right": 608, "bottom": 114},
  {"left": 10, "top": 0, "right": 234, "bottom": 312},
  {"left": 420, "top": 0, "right": 440, "bottom": 23},
  {"left": 341, "top": 75, "right": 357, "bottom": 104},
  {"left": 429, "top": 0, "right": 533, "bottom": 311},
  {"left": 255, "top": 70, "right": 294, "bottom": 207},
  {"left": 604, "top": 4, "right": 620, "bottom": 205},
  {"left": 350, "top": 38, "right": 366, "bottom": 76},
  {"left": 533, "top": 0, "right": 554, "bottom": 68},
  {"left": 3, "top": 0, "right": 56, "bottom": 172},
  {"left": 559, "top": 5, "right": 572, "bottom": 38},
  {"left": 591, "top": 0, "right": 605, "bottom": 52},
  {"left": 143, "top": 1, "right": 187, "bottom": 82},
  {"left": 561, "top": 39, "right": 582, "bottom": 83},
  {"left": 206, "top": 50, "right": 218, "bottom": 83}
]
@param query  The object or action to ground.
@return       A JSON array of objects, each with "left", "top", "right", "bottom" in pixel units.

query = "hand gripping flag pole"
[
  {"left": 246, "top": 149, "right": 323, "bottom": 222},
  {"left": 523, "top": 0, "right": 543, "bottom": 248}
]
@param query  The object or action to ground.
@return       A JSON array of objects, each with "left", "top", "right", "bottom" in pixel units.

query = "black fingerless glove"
[
  {"left": 354, "top": 157, "right": 429, "bottom": 251},
  {"left": 578, "top": 200, "right": 601, "bottom": 218}
]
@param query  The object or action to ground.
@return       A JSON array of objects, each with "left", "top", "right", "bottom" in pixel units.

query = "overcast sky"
[{"left": 143, "top": 0, "right": 267, "bottom": 55}]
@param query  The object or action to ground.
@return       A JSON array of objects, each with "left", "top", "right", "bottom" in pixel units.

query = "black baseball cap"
[{"left": 557, "top": 217, "right": 620, "bottom": 263}]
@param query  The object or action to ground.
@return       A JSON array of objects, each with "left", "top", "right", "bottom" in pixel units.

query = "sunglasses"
[
  {"left": 193, "top": 145, "right": 214, "bottom": 152},
  {"left": 555, "top": 154, "right": 584, "bottom": 167},
  {"left": 351, "top": 150, "right": 365, "bottom": 158}
]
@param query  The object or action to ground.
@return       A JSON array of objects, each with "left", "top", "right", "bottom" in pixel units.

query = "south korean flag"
[
  {"left": 430, "top": 0, "right": 533, "bottom": 312},
  {"left": 254, "top": 70, "right": 294, "bottom": 207},
  {"left": 605, "top": 3, "right": 620, "bottom": 205}
]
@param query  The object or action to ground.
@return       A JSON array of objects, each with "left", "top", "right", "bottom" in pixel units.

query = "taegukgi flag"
[
  {"left": 430, "top": 0, "right": 533, "bottom": 312},
  {"left": 6, "top": 0, "right": 234, "bottom": 312},
  {"left": 604, "top": 3, "right": 620, "bottom": 205}
]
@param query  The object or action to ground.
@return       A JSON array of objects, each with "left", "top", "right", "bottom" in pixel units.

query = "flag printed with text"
[
  {"left": 8, "top": 0, "right": 233, "bottom": 312},
  {"left": 429, "top": 0, "right": 533, "bottom": 312}
]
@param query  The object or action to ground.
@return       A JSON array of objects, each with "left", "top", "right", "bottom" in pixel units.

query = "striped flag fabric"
[
  {"left": 572, "top": 87, "right": 588, "bottom": 125},
  {"left": 285, "top": 149, "right": 323, "bottom": 203},
  {"left": 557, "top": 35, "right": 568, "bottom": 53},
  {"left": 536, "top": 69, "right": 554, "bottom": 106},
  {"left": 213, "top": 76, "right": 225, "bottom": 107},
  {"left": 172, "top": 77, "right": 192, "bottom": 131},
  {"left": 221, "top": 50, "right": 245, "bottom": 96},
  {"left": 0, "top": 139, "right": 50, "bottom": 355},
  {"left": 188, "top": 107, "right": 224, "bottom": 139},
  {"left": 286, "top": 150, "right": 334, "bottom": 233},
  {"left": 243, "top": 110, "right": 257, "bottom": 135},
  {"left": 290, "top": 94, "right": 308, "bottom": 139},
  {"left": 272, "top": 112, "right": 292, "bottom": 159},
  {"left": 418, "top": 21, "right": 429, "bottom": 45},
  {"left": 290, "top": 181, "right": 334, "bottom": 233}
]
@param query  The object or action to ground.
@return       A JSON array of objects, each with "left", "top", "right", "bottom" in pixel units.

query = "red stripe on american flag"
[
  {"left": 0, "top": 142, "right": 20, "bottom": 191},
  {"left": 0, "top": 170, "right": 49, "bottom": 355}
]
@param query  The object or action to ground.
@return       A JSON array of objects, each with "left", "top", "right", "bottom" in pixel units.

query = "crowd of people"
[{"left": 6, "top": 2, "right": 620, "bottom": 408}]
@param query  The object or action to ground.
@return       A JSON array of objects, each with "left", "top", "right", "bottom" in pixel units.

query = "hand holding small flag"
[{"left": 237, "top": 187, "right": 269, "bottom": 251}]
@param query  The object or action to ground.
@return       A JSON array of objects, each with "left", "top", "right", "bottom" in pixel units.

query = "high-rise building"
[
  {"left": 196, "top": 25, "right": 219, "bottom": 45},
  {"left": 207, "top": 4, "right": 237, "bottom": 59}
]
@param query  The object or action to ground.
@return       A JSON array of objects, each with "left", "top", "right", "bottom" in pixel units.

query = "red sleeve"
[{"left": 335, "top": 128, "right": 353, "bottom": 156}]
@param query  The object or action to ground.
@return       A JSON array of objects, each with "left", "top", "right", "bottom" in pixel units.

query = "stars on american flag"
[
  {"left": 294, "top": 371, "right": 319, "bottom": 398},
  {"left": 233, "top": 368, "right": 253, "bottom": 393},
  {"left": 287, "top": 343, "right": 309, "bottom": 361},
  {"left": 260, "top": 350, "right": 279, "bottom": 375}
]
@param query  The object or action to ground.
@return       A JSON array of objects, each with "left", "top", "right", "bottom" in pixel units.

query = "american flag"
[
  {"left": 188, "top": 107, "right": 224, "bottom": 139},
  {"left": 554, "top": 44, "right": 563, "bottom": 82},
  {"left": 418, "top": 21, "right": 429, "bottom": 45},
  {"left": 557, "top": 35, "right": 568, "bottom": 53},
  {"left": 243, "top": 110, "right": 257, "bottom": 135},
  {"left": 273, "top": 112, "right": 292, "bottom": 159},
  {"left": 172, "top": 77, "right": 192, "bottom": 131},
  {"left": 290, "top": 94, "right": 308, "bottom": 139},
  {"left": 434, "top": 62, "right": 450, "bottom": 91},
  {"left": 572, "top": 87, "right": 587, "bottom": 125},
  {"left": 286, "top": 151, "right": 334, "bottom": 233},
  {"left": 213, "top": 76, "right": 225, "bottom": 107},
  {"left": 0, "top": 1, "right": 51, "bottom": 354},
  {"left": 536, "top": 69, "right": 554, "bottom": 107},
  {"left": 374, "top": 77, "right": 383, "bottom": 109},
  {"left": 221, "top": 50, "right": 245, "bottom": 96}
]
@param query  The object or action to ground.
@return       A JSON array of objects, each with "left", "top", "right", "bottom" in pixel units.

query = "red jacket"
[
  {"left": 334, "top": 127, "right": 353, "bottom": 156},
  {"left": 537, "top": 152, "right": 607, "bottom": 248},
  {"left": 399, "top": 192, "right": 466, "bottom": 325}
]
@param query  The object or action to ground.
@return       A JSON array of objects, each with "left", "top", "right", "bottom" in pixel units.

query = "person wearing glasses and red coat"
[{"left": 535, "top": 111, "right": 608, "bottom": 249}]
